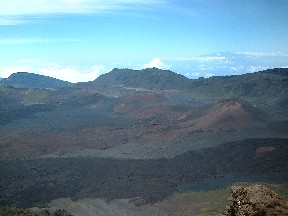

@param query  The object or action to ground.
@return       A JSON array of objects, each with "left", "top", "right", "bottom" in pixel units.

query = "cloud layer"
[
  {"left": 143, "top": 58, "right": 167, "bottom": 69},
  {"left": 0, "top": 0, "right": 165, "bottom": 25},
  {"left": 1, "top": 0, "right": 164, "bottom": 16},
  {"left": 38, "top": 64, "right": 104, "bottom": 83},
  {"left": 164, "top": 52, "right": 288, "bottom": 79},
  {"left": 0, "top": 61, "right": 104, "bottom": 83},
  {"left": 0, "top": 38, "right": 85, "bottom": 45}
]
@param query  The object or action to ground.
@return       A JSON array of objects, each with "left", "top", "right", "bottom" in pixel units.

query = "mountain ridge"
[
  {"left": 77, "top": 67, "right": 288, "bottom": 99},
  {"left": 0, "top": 72, "right": 73, "bottom": 89},
  {"left": 2, "top": 68, "right": 287, "bottom": 96},
  {"left": 79, "top": 67, "right": 192, "bottom": 90}
]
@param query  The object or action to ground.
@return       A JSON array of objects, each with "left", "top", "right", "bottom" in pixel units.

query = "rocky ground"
[
  {"left": 220, "top": 184, "right": 288, "bottom": 216},
  {"left": 1, "top": 138, "right": 288, "bottom": 209},
  {"left": 2, "top": 183, "right": 288, "bottom": 216},
  {"left": 0, "top": 207, "right": 71, "bottom": 216}
]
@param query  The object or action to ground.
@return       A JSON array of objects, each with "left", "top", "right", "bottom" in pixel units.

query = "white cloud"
[
  {"left": 205, "top": 73, "right": 214, "bottom": 78},
  {"left": 143, "top": 58, "right": 167, "bottom": 69},
  {"left": 191, "top": 72, "right": 201, "bottom": 77},
  {"left": 0, "top": 62, "right": 105, "bottom": 83},
  {"left": 247, "top": 66, "right": 268, "bottom": 73},
  {"left": 38, "top": 64, "right": 104, "bottom": 83},
  {"left": 0, "top": 66, "right": 32, "bottom": 78},
  {"left": 0, "top": 16, "right": 29, "bottom": 25},
  {"left": 229, "top": 66, "right": 239, "bottom": 71},
  {"left": 0, "top": 0, "right": 165, "bottom": 16},
  {"left": 184, "top": 72, "right": 201, "bottom": 78},
  {"left": 17, "top": 59, "right": 38, "bottom": 63},
  {"left": 167, "top": 56, "right": 226, "bottom": 62},
  {"left": 198, "top": 64, "right": 215, "bottom": 71},
  {"left": 0, "top": 38, "right": 85, "bottom": 45},
  {"left": 238, "top": 51, "right": 288, "bottom": 57},
  {"left": 0, "top": 0, "right": 166, "bottom": 25}
]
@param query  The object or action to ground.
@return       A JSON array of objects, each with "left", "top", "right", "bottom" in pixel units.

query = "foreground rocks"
[
  {"left": 0, "top": 207, "right": 72, "bottom": 216},
  {"left": 220, "top": 185, "right": 288, "bottom": 216}
]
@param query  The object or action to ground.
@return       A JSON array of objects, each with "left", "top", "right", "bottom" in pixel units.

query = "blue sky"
[{"left": 0, "top": 0, "right": 288, "bottom": 82}]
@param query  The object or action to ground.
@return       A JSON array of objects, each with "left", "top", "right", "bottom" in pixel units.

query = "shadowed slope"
[
  {"left": 1, "top": 72, "right": 73, "bottom": 89},
  {"left": 79, "top": 67, "right": 191, "bottom": 90}
]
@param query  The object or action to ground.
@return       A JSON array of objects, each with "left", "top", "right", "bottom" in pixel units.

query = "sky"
[{"left": 0, "top": 0, "right": 288, "bottom": 83}]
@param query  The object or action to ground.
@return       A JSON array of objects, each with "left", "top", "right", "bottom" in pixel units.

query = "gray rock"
[{"left": 220, "top": 184, "right": 288, "bottom": 216}]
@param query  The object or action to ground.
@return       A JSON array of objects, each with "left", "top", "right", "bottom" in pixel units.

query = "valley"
[{"left": 0, "top": 68, "right": 287, "bottom": 215}]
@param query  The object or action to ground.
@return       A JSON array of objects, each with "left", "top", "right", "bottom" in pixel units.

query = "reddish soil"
[
  {"left": 0, "top": 99, "right": 278, "bottom": 159},
  {"left": 256, "top": 146, "right": 276, "bottom": 157}
]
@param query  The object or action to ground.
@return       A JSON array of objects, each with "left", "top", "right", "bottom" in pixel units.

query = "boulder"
[{"left": 220, "top": 184, "right": 288, "bottom": 216}]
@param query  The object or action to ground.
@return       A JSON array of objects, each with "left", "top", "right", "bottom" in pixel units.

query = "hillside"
[
  {"left": 81, "top": 67, "right": 192, "bottom": 90},
  {"left": 190, "top": 68, "right": 288, "bottom": 99},
  {"left": 0, "top": 72, "right": 73, "bottom": 89},
  {"left": 262, "top": 67, "right": 288, "bottom": 76},
  {"left": 178, "top": 99, "right": 268, "bottom": 132},
  {"left": 78, "top": 67, "right": 288, "bottom": 100}
]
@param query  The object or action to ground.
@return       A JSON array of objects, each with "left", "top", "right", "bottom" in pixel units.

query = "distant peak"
[
  {"left": 2, "top": 72, "right": 73, "bottom": 89},
  {"left": 144, "top": 67, "right": 160, "bottom": 70},
  {"left": 16, "top": 72, "right": 29, "bottom": 74},
  {"left": 8, "top": 72, "right": 29, "bottom": 77}
]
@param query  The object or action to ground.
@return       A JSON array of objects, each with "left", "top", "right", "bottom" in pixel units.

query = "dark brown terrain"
[{"left": 0, "top": 67, "right": 287, "bottom": 215}]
